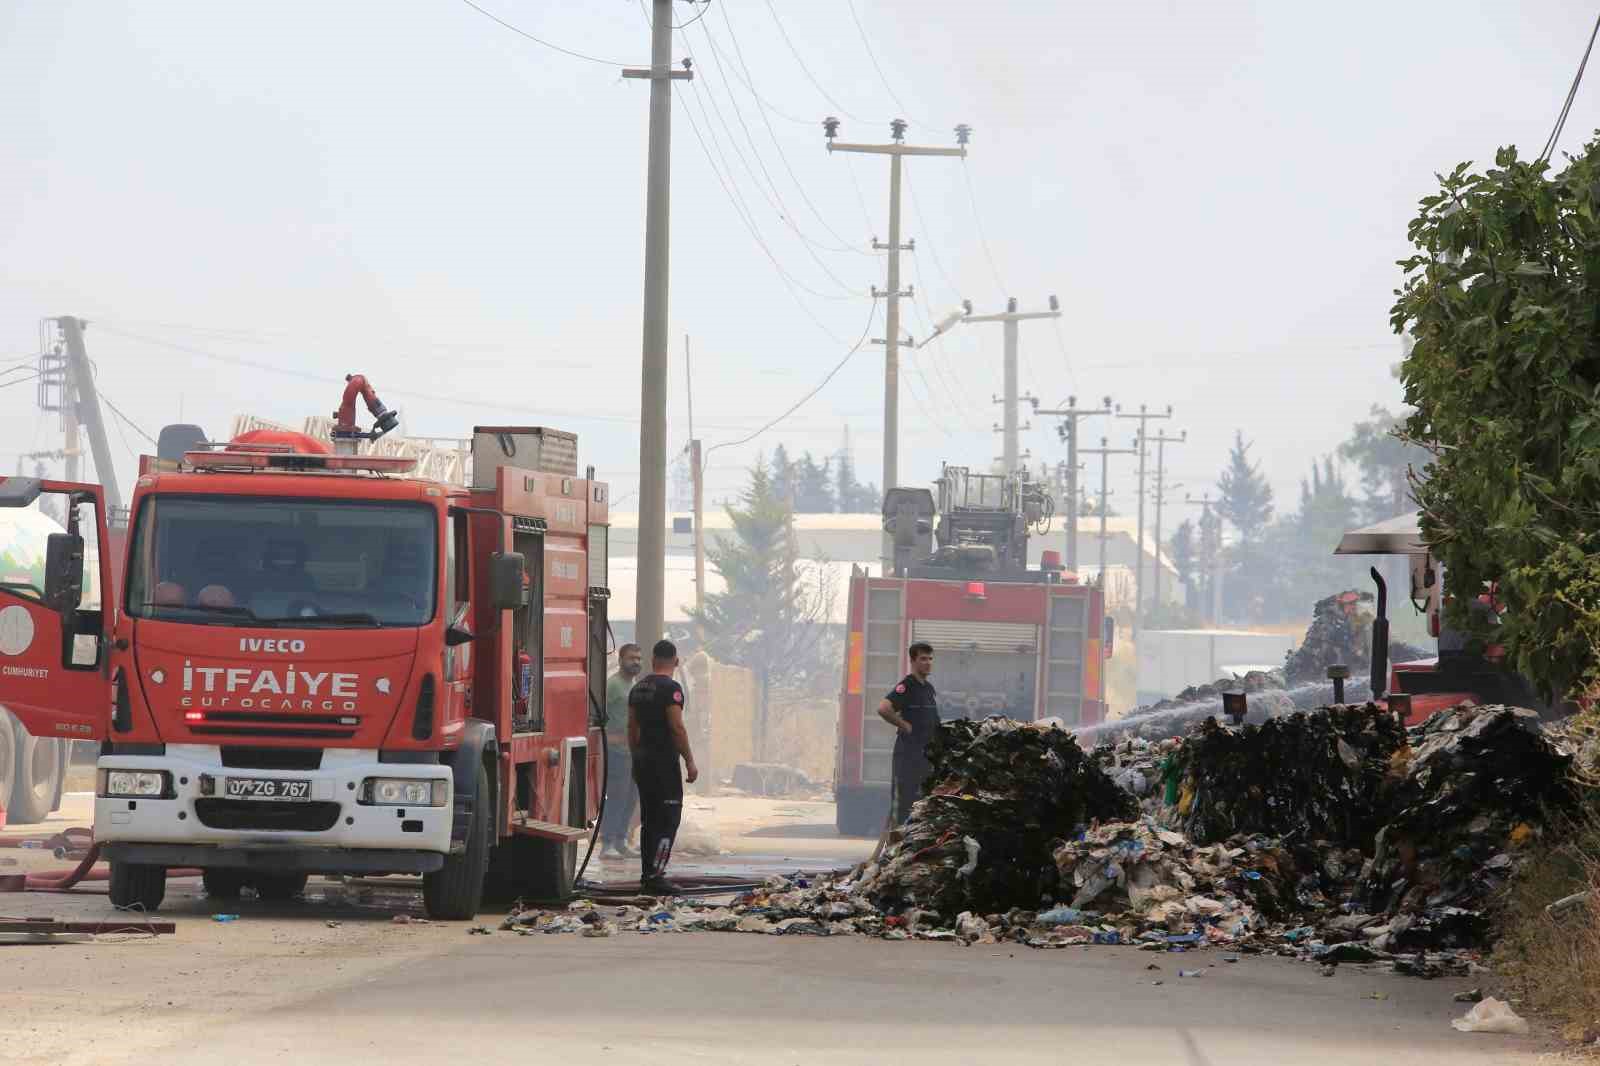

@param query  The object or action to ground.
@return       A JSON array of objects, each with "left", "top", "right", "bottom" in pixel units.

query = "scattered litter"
[
  {"left": 211, "top": 914, "right": 239, "bottom": 923},
  {"left": 325, "top": 921, "right": 342, "bottom": 929},
  {"left": 1178, "top": 969, "right": 1203, "bottom": 978},
  {"left": 1453, "top": 989, "right": 1484, "bottom": 1003},
  {"left": 1451, "top": 997, "right": 1530, "bottom": 1035},
  {"left": 468, "top": 925, "right": 491, "bottom": 935}
]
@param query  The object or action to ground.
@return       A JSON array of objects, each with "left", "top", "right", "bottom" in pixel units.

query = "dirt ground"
[{"left": 0, "top": 795, "right": 1558, "bottom": 1066}]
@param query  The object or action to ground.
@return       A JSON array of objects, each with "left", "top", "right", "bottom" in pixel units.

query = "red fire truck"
[
  {"left": 0, "top": 379, "right": 608, "bottom": 919},
  {"left": 833, "top": 466, "right": 1111, "bottom": 835}
]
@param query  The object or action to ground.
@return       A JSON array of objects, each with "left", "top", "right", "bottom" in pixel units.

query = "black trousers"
[
  {"left": 631, "top": 751, "right": 683, "bottom": 880},
  {"left": 891, "top": 747, "right": 931, "bottom": 825},
  {"left": 600, "top": 744, "right": 636, "bottom": 844}
]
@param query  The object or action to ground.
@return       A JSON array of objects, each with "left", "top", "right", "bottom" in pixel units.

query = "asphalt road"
[
  {"left": 2, "top": 880, "right": 1550, "bottom": 1066},
  {"left": 0, "top": 797, "right": 1551, "bottom": 1066}
]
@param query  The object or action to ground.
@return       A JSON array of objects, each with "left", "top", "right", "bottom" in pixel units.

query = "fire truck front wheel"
[
  {"left": 109, "top": 860, "right": 167, "bottom": 912},
  {"left": 422, "top": 763, "right": 490, "bottom": 921}
]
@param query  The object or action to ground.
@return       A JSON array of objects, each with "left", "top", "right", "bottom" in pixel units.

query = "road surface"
[{"left": 1, "top": 797, "right": 1551, "bottom": 1066}]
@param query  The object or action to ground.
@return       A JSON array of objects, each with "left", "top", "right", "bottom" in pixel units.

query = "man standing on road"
[
  {"left": 600, "top": 643, "right": 642, "bottom": 857},
  {"left": 628, "top": 639, "right": 699, "bottom": 894},
  {"left": 877, "top": 641, "right": 940, "bottom": 825}
]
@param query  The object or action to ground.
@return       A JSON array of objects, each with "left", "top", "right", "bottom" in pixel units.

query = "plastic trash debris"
[
  {"left": 211, "top": 914, "right": 239, "bottom": 923},
  {"left": 468, "top": 925, "right": 491, "bottom": 935},
  {"left": 956, "top": 836, "right": 981, "bottom": 879},
  {"left": 1037, "top": 906, "right": 1086, "bottom": 927},
  {"left": 1177, "top": 969, "right": 1203, "bottom": 978},
  {"left": 1453, "top": 988, "right": 1484, "bottom": 1003},
  {"left": 1451, "top": 997, "right": 1530, "bottom": 1035}
]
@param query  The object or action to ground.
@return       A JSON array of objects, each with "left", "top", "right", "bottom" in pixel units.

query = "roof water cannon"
[{"left": 332, "top": 374, "right": 399, "bottom": 453}]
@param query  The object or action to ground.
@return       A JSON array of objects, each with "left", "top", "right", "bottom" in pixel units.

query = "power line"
[
  {"left": 903, "top": 169, "right": 960, "bottom": 300},
  {"left": 1049, "top": 316, "right": 1080, "bottom": 395},
  {"left": 844, "top": 0, "right": 926, "bottom": 126},
  {"left": 1540, "top": 9, "right": 1600, "bottom": 161},
  {"left": 716, "top": 2, "right": 874, "bottom": 257},
  {"left": 703, "top": 300, "right": 878, "bottom": 462},
  {"left": 961, "top": 159, "right": 1009, "bottom": 296},
  {"left": 687, "top": 17, "right": 864, "bottom": 279},
  {"left": 763, "top": 0, "right": 867, "bottom": 122},
  {"left": 670, "top": 0, "right": 712, "bottom": 30},
  {"left": 676, "top": 89, "right": 856, "bottom": 326},
  {"left": 100, "top": 391, "right": 159, "bottom": 446},
  {"left": 454, "top": 0, "right": 637, "bottom": 67},
  {"left": 0, "top": 371, "right": 41, "bottom": 390}
]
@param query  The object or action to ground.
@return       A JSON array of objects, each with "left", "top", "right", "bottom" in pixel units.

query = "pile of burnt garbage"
[{"left": 497, "top": 704, "right": 1577, "bottom": 981}]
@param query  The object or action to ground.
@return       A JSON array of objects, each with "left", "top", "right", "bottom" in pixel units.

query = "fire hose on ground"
[{"left": 0, "top": 829, "right": 200, "bottom": 893}]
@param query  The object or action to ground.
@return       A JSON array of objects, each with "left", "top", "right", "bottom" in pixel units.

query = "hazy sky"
[{"left": 2, "top": 1, "right": 1592, "bottom": 521}]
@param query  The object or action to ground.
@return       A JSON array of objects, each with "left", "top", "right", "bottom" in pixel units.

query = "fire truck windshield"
[{"left": 126, "top": 496, "right": 437, "bottom": 628}]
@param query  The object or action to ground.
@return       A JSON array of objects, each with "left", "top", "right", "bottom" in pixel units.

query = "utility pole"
[
  {"left": 1186, "top": 493, "right": 1222, "bottom": 624},
  {"left": 684, "top": 335, "right": 705, "bottom": 642},
  {"left": 959, "top": 296, "right": 1061, "bottom": 475},
  {"left": 1115, "top": 404, "right": 1174, "bottom": 642},
  {"left": 624, "top": 3, "right": 693, "bottom": 653},
  {"left": 1146, "top": 429, "right": 1186, "bottom": 616},
  {"left": 826, "top": 118, "right": 967, "bottom": 570},
  {"left": 47, "top": 317, "right": 121, "bottom": 511},
  {"left": 1037, "top": 394, "right": 1113, "bottom": 573},
  {"left": 1081, "top": 436, "right": 1138, "bottom": 598}
]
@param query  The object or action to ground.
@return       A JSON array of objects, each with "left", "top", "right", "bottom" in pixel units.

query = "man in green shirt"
[{"left": 600, "top": 643, "right": 643, "bottom": 856}]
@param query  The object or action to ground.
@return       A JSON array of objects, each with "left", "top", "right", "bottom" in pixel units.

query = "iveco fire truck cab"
[
  {"left": 833, "top": 465, "right": 1112, "bottom": 835},
  {"left": 0, "top": 382, "right": 607, "bottom": 919}
]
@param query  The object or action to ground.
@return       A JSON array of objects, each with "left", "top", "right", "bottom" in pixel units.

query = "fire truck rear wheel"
[
  {"left": 7, "top": 717, "right": 62, "bottom": 824},
  {"left": 109, "top": 860, "right": 167, "bottom": 912},
  {"left": 202, "top": 868, "right": 247, "bottom": 899},
  {"left": 423, "top": 763, "right": 490, "bottom": 920}
]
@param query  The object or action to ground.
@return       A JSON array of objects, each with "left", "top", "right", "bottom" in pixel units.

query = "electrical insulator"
[
  {"left": 890, "top": 118, "right": 907, "bottom": 142},
  {"left": 823, "top": 116, "right": 840, "bottom": 141}
]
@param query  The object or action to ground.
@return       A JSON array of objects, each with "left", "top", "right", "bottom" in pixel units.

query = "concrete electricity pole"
[
  {"left": 1036, "top": 394, "right": 1113, "bottom": 572},
  {"left": 1185, "top": 492, "right": 1223, "bottom": 624},
  {"left": 826, "top": 118, "right": 967, "bottom": 568},
  {"left": 1115, "top": 404, "right": 1173, "bottom": 642},
  {"left": 1147, "top": 429, "right": 1186, "bottom": 615},
  {"left": 959, "top": 296, "right": 1061, "bottom": 475},
  {"left": 684, "top": 335, "right": 705, "bottom": 641},
  {"left": 625, "top": 2, "right": 693, "bottom": 652},
  {"left": 1080, "top": 436, "right": 1138, "bottom": 594}
]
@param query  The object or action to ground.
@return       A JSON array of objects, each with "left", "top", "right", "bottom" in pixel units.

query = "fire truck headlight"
[
  {"left": 100, "top": 770, "right": 170, "bottom": 798},
  {"left": 360, "top": 778, "right": 447, "bottom": 807}
]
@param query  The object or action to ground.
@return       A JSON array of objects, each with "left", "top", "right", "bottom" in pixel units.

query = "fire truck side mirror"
[
  {"left": 489, "top": 552, "right": 527, "bottom": 611},
  {"left": 1102, "top": 616, "right": 1116, "bottom": 658},
  {"left": 44, "top": 532, "right": 85, "bottom": 614}
]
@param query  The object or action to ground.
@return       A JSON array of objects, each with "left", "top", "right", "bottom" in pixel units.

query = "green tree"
[
  {"left": 1215, "top": 431, "right": 1274, "bottom": 543},
  {"left": 1169, "top": 519, "right": 1197, "bottom": 607},
  {"left": 1338, "top": 361, "right": 1431, "bottom": 524},
  {"left": 1196, "top": 505, "right": 1222, "bottom": 621},
  {"left": 834, "top": 448, "right": 880, "bottom": 512},
  {"left": 688, "top": 462, "right": 836, "bottom": 756},
  {"left": 793, "top": 452, "right": 834, "bottom": 513},
  {"left": 1392, "top": 138, "right": 1600, "bottom": 700},
  {"left": 770, "top": 445, "right": 795, "bottom": 506}
]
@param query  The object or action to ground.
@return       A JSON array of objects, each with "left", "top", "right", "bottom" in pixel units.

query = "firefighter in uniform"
[
  {"left": 627, "top": 639, "right": 700, "bottom": 893},
  {"left": 877, "top": 641, "right": 939, "bottom": 825}
]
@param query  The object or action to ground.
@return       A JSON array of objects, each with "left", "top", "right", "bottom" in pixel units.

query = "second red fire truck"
[{"left": 834, "top": 465, "right": 1112, "bottom": 835}]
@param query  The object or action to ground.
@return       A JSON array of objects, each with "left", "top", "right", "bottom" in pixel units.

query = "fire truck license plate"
[{"left": 225, "top": 778, "right": 311, "bottom": 801}]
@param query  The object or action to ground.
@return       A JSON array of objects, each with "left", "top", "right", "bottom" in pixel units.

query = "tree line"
[
  {"left": 768, "top": 444, "right": 881, "bottom": 514},
  {"left": 1165, "top": 390, "right": 1428, "bottom": 627}
]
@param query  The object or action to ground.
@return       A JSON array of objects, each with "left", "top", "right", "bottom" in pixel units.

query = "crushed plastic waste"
[
  {"left": 479, "top": 702, "right": 1575, "bottom": 990},
  {"left": 854, "top": 717, "right": 1134, "bottom": 916},
  {"left": 1177, "top": 703, "right": 1407, "bottom": 847},
  {"left": 1451, "top": 997, "right": 1530, "bottom": 1035}
]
